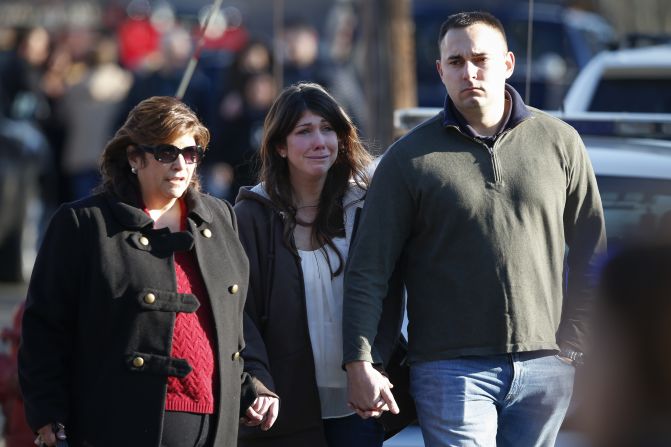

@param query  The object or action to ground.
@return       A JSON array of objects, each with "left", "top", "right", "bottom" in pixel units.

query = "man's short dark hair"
[{"left": 438, "top": 11, "right": 508, "bottom": 49}]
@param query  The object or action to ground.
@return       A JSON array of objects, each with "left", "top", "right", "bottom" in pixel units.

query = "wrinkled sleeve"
[
  {"left": 343, "top": 150, "right": 415, "bottom": 365},
  {"left": 222, "top": 199, "right": 276, "bottom": 415},
  {"left": 234, "top": 202, "right": 277, "bottom": 394},
  {"left": 559, "top": 130, "right": 607, "bottom": 352},
  {"left": 18, "top": 205, "right": 82, "bottom": 431}
]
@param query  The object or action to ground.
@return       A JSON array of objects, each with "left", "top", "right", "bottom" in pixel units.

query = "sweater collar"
[
  {"left": 442, "top": 83, "right": 531, "bottom": 136},
  {"left": 106, "top": 188, "right": 213, "bottom": 229}
]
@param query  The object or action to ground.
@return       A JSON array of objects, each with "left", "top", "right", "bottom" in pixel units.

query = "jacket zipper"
[
  {"left": 477, "top": 128, "right": 513, "bottom": 186},
  {"left": 487, "top": 143, "right": 501, "bottom": 185},
  {"left": 449, "top": 123, "right": 517, "bottom": 186},
  {"left": 472, "top": 139, "right": 500, "bottom": 185}
]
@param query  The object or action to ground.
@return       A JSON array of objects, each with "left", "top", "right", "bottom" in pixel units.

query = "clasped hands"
[
  {"left": 346, "top": 361, "right": 400, "bottom": 418},
  {"left": 240, "top": 361, "right": 398, "bottom": 431}
]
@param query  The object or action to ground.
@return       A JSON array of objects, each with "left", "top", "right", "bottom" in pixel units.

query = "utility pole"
[
  {"left": 362, "top": 0, "right": 416, "bottom": 153},
  {"left": 273, "top": 0, "right": 285, "bottom": 92},
  {"left": 390, "top": 0, "right": 417, "bottom": 116}
]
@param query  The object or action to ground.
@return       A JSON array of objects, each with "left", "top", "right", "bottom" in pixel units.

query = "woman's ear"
[
  {"left": 127, "top": 145, "right": 140, "bottom": 170},
  {"left": 277, "top": 145, "right": 287, "bottom": 159}
]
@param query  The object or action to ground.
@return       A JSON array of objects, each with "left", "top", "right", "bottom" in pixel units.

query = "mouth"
[
  {"left": 462, "top": 86, "right": 483, "bottom": 94},
  {"left": 306, "top": 155, "right": 330, "bottom": 160},
  {"left": 167, "top": 177, "right": 186, "bottom": 184}
]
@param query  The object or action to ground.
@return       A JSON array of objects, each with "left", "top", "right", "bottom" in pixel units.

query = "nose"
[
  {"left": 314, "top": 129, "right": 327, "bottom": 148},
  {"left": 462, "top": 61, "right": 478, "bottom": 79},
  {"left": 172, "top": 153, "right": 188, "bottom": 169}
]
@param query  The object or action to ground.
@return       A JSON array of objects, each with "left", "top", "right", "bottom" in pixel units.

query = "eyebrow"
[
  {"left": 295, "top": 119, "right": 330, "bottom": 128},
  {"left": 447, "top": 52, "right": 487, "bottom": 61}
]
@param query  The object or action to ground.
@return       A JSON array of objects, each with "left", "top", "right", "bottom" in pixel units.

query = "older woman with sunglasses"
[{"left": 18, "top": 96, "right": 278, "bottom": 447}]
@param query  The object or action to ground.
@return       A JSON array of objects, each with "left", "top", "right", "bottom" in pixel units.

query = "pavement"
[
  {"left": 383, "top": 425, "right": 591, "bottom": 446},
  {"left": 0, "top": 282, "right": 25, "bottom": 330}
]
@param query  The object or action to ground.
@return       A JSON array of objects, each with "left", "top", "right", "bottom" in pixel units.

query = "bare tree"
[
  {"left": 362, "top": 0, "right": 416, "bottom": 153},
  {"left": 597, "top": 0, "right": 671, "bottom": 38}
]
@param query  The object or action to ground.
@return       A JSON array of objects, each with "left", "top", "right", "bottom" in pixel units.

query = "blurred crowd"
[{"left": 0, "top": 0, "right": 366, "bottom": 209}]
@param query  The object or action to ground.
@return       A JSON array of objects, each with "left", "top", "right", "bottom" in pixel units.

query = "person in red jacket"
[{"left": 0, "top": 302, "right": 34, "bottom": 447}]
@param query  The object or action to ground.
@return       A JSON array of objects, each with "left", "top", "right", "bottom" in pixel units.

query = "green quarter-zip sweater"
[{"left": 343, "top": 90, "right": 606, "bottom": 365}]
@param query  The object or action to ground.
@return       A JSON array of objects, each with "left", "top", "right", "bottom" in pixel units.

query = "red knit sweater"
[{"left": 154, "top": 200, "right": 217, "bottom": 414}]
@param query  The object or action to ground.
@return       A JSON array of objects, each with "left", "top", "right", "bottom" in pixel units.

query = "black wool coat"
[{"left": 18, "top": 189, "right": 256, "bottom": 447}]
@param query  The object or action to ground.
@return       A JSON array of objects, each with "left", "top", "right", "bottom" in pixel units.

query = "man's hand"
[
  {"left": 241, "top": 395, "right": 279, "bottom": 431},
  {"left": 346, "top": 361, "right": 400, "bottom": 419}
]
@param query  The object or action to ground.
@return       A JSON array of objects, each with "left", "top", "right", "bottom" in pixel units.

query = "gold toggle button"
[
  {"left": 202, "top": 228, "right": 212, "bottom": 238},
  {"left": 139, "top": 236, "right": 149, "bottom": 246},
  {"left": 144, "top": 293, "right": 156, "bottom": 304},
  {"left": 228, "top": 284, "right": 239, "bottom": 294},
  {"left": 132, "top": 356, "right": 145, "bottom": 368}
]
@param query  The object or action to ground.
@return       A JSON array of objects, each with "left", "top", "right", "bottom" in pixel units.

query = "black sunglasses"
[{"left": 139, "top": 144, "right": 205, "bottom": 164}]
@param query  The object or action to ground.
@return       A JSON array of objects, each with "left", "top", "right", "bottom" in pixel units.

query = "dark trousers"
[
  {"left": 161, "top": 411, "right": 214, "bottom": 447},
  {"left": 322, "top": 414, "right": 384, "bottom": 447}
]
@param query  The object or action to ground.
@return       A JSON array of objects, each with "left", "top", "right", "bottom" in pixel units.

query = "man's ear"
[
  {"left": 436, "top": 59, "right": 444, "bottom": 78},
  {"left": 504, "top": 51, "right": 515, "bottom": 79}
]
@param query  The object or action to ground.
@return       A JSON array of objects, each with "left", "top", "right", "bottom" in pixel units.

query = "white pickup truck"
[{"left": 561, "top": 44, "right": 671, "bottom": 114}]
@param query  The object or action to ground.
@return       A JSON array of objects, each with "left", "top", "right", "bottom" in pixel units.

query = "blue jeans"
[
  {"left": 410, "top": 351, "right": 575, "bottom": 447},
  {"left": 322, "top": 413, "right": 384, "bottom": 447}
]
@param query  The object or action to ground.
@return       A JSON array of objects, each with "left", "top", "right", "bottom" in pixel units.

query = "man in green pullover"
[{"left": 343, "top": 11, "right": 606, "bottom": 447}]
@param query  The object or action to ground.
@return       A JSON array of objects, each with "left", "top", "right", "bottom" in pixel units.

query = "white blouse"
[{"left": 298, "top": 236, "right": 353, "bottom": 419}]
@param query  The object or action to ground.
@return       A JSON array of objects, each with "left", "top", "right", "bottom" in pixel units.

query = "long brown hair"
[
  {"left": 97, "top": 96, "right": 210, "bottom": 203},
  {"left": 259, "top": 82, "right": 372, "bottom": 276}
]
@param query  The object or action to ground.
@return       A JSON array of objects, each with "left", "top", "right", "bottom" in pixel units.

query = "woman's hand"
[
  {"left": 241, "top": 395, "right": 279, "bottom": 431},
  {"left": 35, "top": 423, "right": 56, "bottom": 446},
  {"left": 35, "top": 422, "right": 67, "bottom": 446}
]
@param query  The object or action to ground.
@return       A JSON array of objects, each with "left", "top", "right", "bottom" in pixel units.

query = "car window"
[
  {"left": 506, "top": 20, "right": 577, "bottom": 71},
  {"left": 574, "top": 27, "right": 612, "bottom": 57},
  {"left": 589, "top": 79, "right": 671, "bottom": 113},
  {"left": 597, "top": 175, "right": 671, "bottom": 250},
  {"left": 414, "top": 14, "right": 442, "bottom": 86}
]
